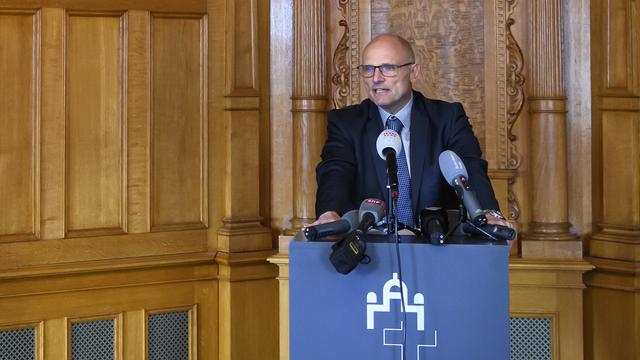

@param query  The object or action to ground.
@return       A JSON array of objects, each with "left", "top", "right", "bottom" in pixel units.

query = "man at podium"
[{"left": 311, "top": 34, "right": 513, "bottom": 234}]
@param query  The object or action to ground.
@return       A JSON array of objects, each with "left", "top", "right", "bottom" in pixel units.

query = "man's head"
[{"left": 360, "top": 34, "right": 421, "bottom": 114}]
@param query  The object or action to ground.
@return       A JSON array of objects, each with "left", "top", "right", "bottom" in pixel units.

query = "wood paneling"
[
  {"left": 585, "top": 276, "right": 640, "bottom": 360},
  {"left": 606, "top": 0, "right": 634, "bottom": 92},
  {"left": 0, "top": 0, "right": 206, "bottom": 13},
  {"left": 588, "top": 0, "right": 640, "bottom": 358},
  {"left": 217, "top": 251, "right": 278, "bottom": 360},
  {"left": 150, "top": 13, "right": 207, "bottom": 231},
  {"left": 0, "top": 258, "right": 217, "bottom": 359},
  {"left": 66, "top": 12, "right": 125, "bottom": 236},
  {"left": 40, "top": 7, "right": 66, "bottom": 240},
  {"left": 216, "top": 0, "right": 272, "bottom": 253},
  {"left": 601, "top": 112, "right": 640, "bottom": 225},
  {"left": 510, "top": 259, "right": 591, "bottom": 360},
  {"left": 44, "top": 318, "right": 66, "bottom": 359},
  {"left": 0, "top": 10, "right": 39, "bottom": 242},
  {"left": 268, "top": 0, "right": 293, "bottom": 232},
  {"left": 0, "top": 230, "right": 206, "bottom": 269},
  {"left": 228, "top": 0, "right": 258, "bottom": 93},
  {"left": 1, "top": 0, "right": 277, "bottom": 360}
]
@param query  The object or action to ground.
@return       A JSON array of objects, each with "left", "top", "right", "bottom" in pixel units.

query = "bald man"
[{"left": 313, "top": 34, "right": 512, "bottom": 232}]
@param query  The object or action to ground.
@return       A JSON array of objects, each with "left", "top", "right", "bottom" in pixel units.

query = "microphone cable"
[{"left": 391, "top": 200, "right": 407, "bottom": 360}]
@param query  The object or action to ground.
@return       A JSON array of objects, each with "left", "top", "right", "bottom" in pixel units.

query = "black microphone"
[
  {"left": 462, "top": 223, "right": 516, "bottom": 241},
  {"left": 329, "top": 198, "right": 385, "bottom": 275},
  {"left": 376, "top": 130, "right": 402, "bottom": 196},
  {"left": 356, "top": 198, "right": 386, "bottom": 232},
  {"left": 420, "top": 207, "right": 448, "bottom": 245},
  {"left": 438, "top": 150, "right": 487, "bottom": 226},
  {"left": 304, "top": 210, "right": 359, "bottom": 241}
]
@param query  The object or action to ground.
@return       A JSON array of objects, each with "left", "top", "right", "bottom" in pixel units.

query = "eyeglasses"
[{"left": 357, "top": 63, "right": 414, "bottom": 78}]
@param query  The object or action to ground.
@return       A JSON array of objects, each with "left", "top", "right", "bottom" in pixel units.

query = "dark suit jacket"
[{"left": 315, "top": 91, "right": 499, "bottom": 220}]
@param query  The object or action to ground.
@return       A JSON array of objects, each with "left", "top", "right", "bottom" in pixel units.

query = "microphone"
[
  {"left": 438, "top": 150, "right": 487, "bottom": 226},
  {"left": 420, "top": 207, "right": 448, "bottom": 245},
  {"left": 356, "top": 198, "right": 386, "bottom": 232},
  {"left": 462, "top": 223, "right": 516, "bottom": 241},
  {"left": 304, "top": 210, "right": 359, "bottom": 241},
  {"left": 376, "top": 130, "right": 402, "bottom": 196},
  {"left": 329, "top": 198, "right": 385, "bottom": 275}
]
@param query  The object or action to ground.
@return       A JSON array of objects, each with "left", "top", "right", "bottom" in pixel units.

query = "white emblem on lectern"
[
  {"left": 366, "top": 273, "right": 425, "bottom": 330},
  {"left": 366, "top": 273, "right": 438, "bottom": 359}
]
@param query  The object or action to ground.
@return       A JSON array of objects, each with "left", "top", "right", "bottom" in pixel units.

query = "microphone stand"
[
  {"left": 385, "top": 178, "right": 397, "bottom": 234},
  {"left": 385, "top": 176, "right": 421, "bottom": 236}
]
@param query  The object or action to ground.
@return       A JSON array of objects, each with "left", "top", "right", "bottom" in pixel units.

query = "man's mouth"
[{"left": 373, "top": 88, "right": 389, "bottom": 94}]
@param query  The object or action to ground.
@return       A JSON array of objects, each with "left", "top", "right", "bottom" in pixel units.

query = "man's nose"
[{"left": 372, "top": 68, "right": 385, "bottom": 83}]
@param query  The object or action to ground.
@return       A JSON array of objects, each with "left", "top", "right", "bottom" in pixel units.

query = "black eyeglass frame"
[{"left": 357, "top": 62, "right": 415, "bottom": 77}]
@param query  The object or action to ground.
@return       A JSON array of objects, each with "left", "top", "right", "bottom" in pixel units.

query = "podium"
[{"left": 289, "top": 235, "right": 509, "bottom": 360}]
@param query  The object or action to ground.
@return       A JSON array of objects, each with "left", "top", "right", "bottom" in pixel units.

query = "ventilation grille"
[
  {"left": 510, "top": 317, "right": 552, "bottom": 360},
  {"left": 71, "top": 319, "right": 115, "bottom": 360},
  {"left": 0, "top": 327, "right": 35, "bottom": 360},
  {"left": 148, "top": 311, "right": 189, "bottom": 360}
]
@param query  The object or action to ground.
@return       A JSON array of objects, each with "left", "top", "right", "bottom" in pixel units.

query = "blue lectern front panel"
[{"left": 289, "top": 240, "right": 509, "bottom": 360}]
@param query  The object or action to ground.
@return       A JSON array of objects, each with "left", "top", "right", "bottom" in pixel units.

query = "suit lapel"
[
  {"left": 410, "top": 93, "right": 430, "bottom": 212},
  {"left": 365, "top": 102, "right": 387, "bottom": 197}
]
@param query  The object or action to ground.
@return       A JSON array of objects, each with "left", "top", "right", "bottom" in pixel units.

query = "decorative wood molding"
[
  {"left": 331, "top": 1, "right": 349, "bottom": 109},
  {"left": 0, "top": 252, "right": 215, "bottom": 281},
  {"left": 508, "top": 175, "right": 521, "bottom": 221},
  {"left": 505, "top": 0, "right": 524, "bottom": 170},
  {"left": 331, "top": 0, "right": 361, "bottom": 108},
  {"left": 492, "top": 0, "right": 524, "bottom": 172}
]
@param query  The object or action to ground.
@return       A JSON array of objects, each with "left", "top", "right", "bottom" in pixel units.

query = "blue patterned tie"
[{"left": 386, "top": 116, "right": 414, "bottom": 227}]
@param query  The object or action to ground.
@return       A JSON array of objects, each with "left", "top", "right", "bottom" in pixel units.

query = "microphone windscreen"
[
  {"left": 438, "top": 150, "right": 469, "bottom": 185},
  {"left": 358, "top": 198, "right": 386, "bottom": 223},
  {"left": 376, "top": 130, "right": 402, "bottom": 160}
]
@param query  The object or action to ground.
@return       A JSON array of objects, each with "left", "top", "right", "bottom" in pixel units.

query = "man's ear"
[{"left": 410, "top": 63, "right": 422, "bottom": 83}]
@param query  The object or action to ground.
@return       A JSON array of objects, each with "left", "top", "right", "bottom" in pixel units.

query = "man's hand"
[
  {"left": 307, "top": 211, "right": 341, "bottom": 227},
  {"left": 484, "top": 211, "right": 516, "bottom": 249}
]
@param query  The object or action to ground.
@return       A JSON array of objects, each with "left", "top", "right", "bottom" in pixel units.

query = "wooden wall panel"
[
  {"left": 0, "top": 258, "right": 216, "bottom": 359},
  {"left": 0, "top": 10, "right": 39, "bottom": 242},
  {"left": 150, "top": 14, "right": 207, "bottom": 231},
  {"left": 66, "top": 12, "right": 125, "bottom": 236},
  {"left": 0, "top": 0, "right": 274, "bottom": 359},
  {"left": 601, "top": 112, "right": 640, "bottom": 225},
  {"left": 606, "top": 0, "right": 634, "bottom": 92},
  {"left": 229, "top": 0, "right": 258, "bottom": 93},
  {"left": 588, "top": 0, "right": 640, "bottom": 359},
  {"left": 0, "top": 0, "right": 206, "bottom": 13}
]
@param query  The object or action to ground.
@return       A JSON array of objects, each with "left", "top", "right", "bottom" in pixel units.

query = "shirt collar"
[{"left": 379, "top": 94, "right": 413, "bottom": 130}]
